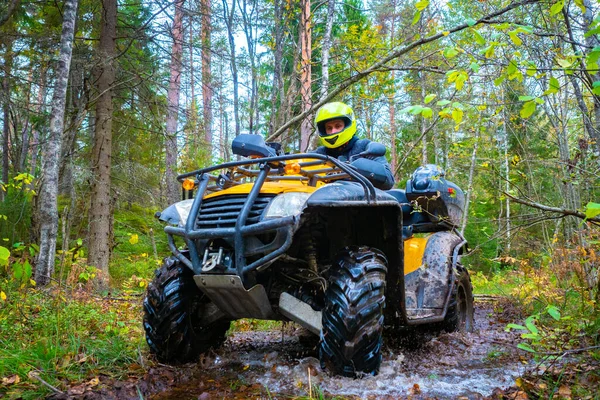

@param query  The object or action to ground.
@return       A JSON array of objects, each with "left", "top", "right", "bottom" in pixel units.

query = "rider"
[{"left": 312, "top": 101, "right": 395, "bottom": 190}]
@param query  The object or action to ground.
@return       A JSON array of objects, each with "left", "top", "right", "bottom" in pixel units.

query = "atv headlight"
[
  {"left": 264, "top": 192, "right": 311, "bottom": 218},
  {"left": 158, "top": 199, "right": 194, "bottom": 227}
]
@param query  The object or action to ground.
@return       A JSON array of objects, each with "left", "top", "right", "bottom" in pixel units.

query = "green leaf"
[
  {"left": 525, "top": 317, "right": 539, "bottom": 335},
  {"left": 493, "top": 75, "right": 505, "bottom": 86},
  {"left": 506, "top": 323, "right": 527, "bottom": 331},
  {"left": 484, "top": 44, "right": 496, "bottom": 59},
  {"left": 543, "top": 76, "right": 560, "bottom": 96},
  {"left": 470, "top": 61, "right": 480, "bottom": 73},
  {"left": 436, "top": 100, "right": 451, "bottom": 106},
  {"left": 534, "top": 97, "right": 545, "bottom": 105},
  {"left": 550, "top": 1, "right": 564, "bottom": 15},
  {"left": 584, "top": 26, "right": 600, "bottom": 38},
  {"left": 592, "top": 81, "right": 600, "bottom": 96},
  {"left": 585, "top": 202, "right": 600, "bottom": 219},
  {"left": 520, "top": 101, "right": 536, "bottom": 118},
  {"left": 412, "top": 10, "right": 421, "bottom": 25},
  {"left": 415, "top": 0, "right": 429, "bottom": 11},
  {"left": 574, "top": 0, "right": 585, "bottom": 13},
  {"left": 0, "top": 246, "right": 9, "bottom": 266},
  {"left": 509, "top": 32, "right": 522, "bottom": 46},
  {"left": 424, "top": 94, "right": 436, "bottom": 104},
  {"left": 556, "top": 57, "right": 572, "bottom": 68},
  {"left": 452, "top": 108, "right": 463, "bottom": 124},
  {"left": 472, "top": 29, "right": 486, "bottom": 45},
  {"left": 466, "top": 18, "right": 476, "bottom": 27},
  {"left": 546, "top": 305, "right": 561, "bottom": 321},
  {"left": 517, "top": 343, "right": 536, "bottom": 353},
  {"left": 422, "top": 107, "right": 433, "bottom": 118},
  {"left": 444, "top": 47, "right": 459, "bottom": 59},
  {"left": 518, "top": 95, "right": 534, "bottom": 101}
]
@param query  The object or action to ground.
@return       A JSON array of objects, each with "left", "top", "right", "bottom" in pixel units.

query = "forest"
[{"left": 1, "top": 0, "right": 599, "bottom": 398}]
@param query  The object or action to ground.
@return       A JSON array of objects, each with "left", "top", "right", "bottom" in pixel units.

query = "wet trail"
[{"left": 139, "top": 301, "right": 531, "bottom": 399}]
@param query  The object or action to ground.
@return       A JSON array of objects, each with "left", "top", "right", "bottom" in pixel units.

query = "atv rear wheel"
[
  {"left": 143, "top": 256, "right": 230, "bottom": 363},
  {"left": 442, "top": 265, "right": 474, "bottom": 333},
  {"left": 319, "top": 246, "right": 387, "bottom": 377}
]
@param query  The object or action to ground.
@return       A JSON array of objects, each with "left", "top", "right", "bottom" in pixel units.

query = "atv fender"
[{"left": 404, "top": 231, "right": 464, "bottom": 318}]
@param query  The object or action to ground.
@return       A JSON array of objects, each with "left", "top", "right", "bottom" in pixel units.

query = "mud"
[{"left": 55, "top": 301, "right": 534, "bottom": 399}]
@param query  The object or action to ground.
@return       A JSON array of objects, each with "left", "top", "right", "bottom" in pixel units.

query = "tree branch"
[
  {"left": 266, "top": 0, "right": 541, "bottom": 143},
  {"left": 0, "top": 0, "right": 20, "bottom": 28},
  {"left": 504, "top": 192, "right": 600, "bottom": 224}
]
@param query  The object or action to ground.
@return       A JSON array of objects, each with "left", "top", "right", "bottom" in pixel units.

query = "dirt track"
[{"left": 51, "top": 300, "right": 533, "bottom": 399}]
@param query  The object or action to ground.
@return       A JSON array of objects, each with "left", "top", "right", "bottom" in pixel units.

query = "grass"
[{"left": 0, "top": 283, "right": 145, "bottom": 399}]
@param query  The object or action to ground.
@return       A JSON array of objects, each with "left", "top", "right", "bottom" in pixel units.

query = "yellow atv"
[{"left": 143, "top": 134, "right": 474, "bottom": 377}]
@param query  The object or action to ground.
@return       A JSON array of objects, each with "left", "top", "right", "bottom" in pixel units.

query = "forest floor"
[{"left": 42, "top": 299, "right": 583, "bottom": 400}]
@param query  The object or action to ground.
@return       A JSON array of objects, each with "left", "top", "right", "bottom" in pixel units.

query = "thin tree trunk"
[
  {"left": 240, "top": 0, "right": 258, "bottom": 135},
  {"left": 460, "top": 118, "right": 481, "bottom": 234},
  {"left": 88, "top": 0, "right": 116, "bottom": 289},
  {"left": 299, "top": 0, "right": 312, "bottom": 151},
  {"left": 420, "top": 71, "right": 427, "bottom": 164},
  {"left": 320, "top": 0, "right": 335, "bottom": 101},
  {"left": 2, "top": 37, "right": 13, "bottom": 200},
  {"left": 30, "top": 67, "right": 47, "bottom": 178},
  {"left": 269, "top": 0, "right": 284, "bottom": 137},
  {"left": 223, "top": 0, "right": 240, "bottom": 136},
  {"left": 502, "top": 91, "right": 511, "bottom": 253},
  {"left": 201, "top": 0, "right": 213, "bottom": 145},
  {"left": 164, "top": 0, "right": 184, "bottom": 205},
  {"left": 35, "top": 0, "right": 78, "bottom": 286},
  {"left": 582, "top": 0, "right": 600, "bottom": 156}
]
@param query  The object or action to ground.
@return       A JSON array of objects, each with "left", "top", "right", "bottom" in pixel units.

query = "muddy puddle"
[{"left": 143, "top": 302, "right": 532, "bottom": 399}]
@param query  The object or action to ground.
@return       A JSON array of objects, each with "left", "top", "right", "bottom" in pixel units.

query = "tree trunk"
[
  {"left": 2, "top": 37, "right": 13, "bottom": 201},
  {"left": 460, "top": 119, "right": 481, "bottom": 234},
  {"left": 29, "top": 66, "right": 47, "bottom": 178},
  {"left": 34, "top": 0, "right": 78, "bottom": 286},
  {"left": 223, "top": 0, "right": 240, "bottom": 137},
  {"left": 582, "top": 0, "right": 600, "bottom": 156},
  {"left": 299, "top": 0, "right": 312, "bottom": 151},
  {"left": 88, "top": 0, "right": 116, "bottom": 289},
  {"left": 269, "top": 0, "right": 284, "bottom": 137},
  {"left": 164, "top": 0, "right": 184, "bottom": 205},
  {"left": 320, "top": 0, "right": 335, "bottom": 101},
  {"left": 240, "top": 0, "right": 258, "bottom": 135},
  {"left": 201, "top": 0, "right": 213, "bottom": 145}
]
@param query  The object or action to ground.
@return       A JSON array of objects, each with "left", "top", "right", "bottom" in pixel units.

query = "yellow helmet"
[{"left": 314, "top": 102, "right": 357, "bottom": 149}]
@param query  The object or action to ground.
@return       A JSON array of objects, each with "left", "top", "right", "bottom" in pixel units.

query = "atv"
[{"left": 143, "top": 134, "right": 474, "bottom": 377}]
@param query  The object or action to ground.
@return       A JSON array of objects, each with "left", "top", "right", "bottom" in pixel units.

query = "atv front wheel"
[
  {"left": 319, "top": 246, "right": 387, "bottom": 377},
  {"left": 143, "top": 256, "right": 230, "bottom": 363},
  {"left": 442, "top": 265, "right": 474, "bottom": 333}
]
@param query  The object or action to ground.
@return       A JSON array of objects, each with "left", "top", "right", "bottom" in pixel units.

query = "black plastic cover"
[
  {"left": 232, "top": 134, "right": 276, "bottom": 158},
  {"left": 405, "top": 164, "right": 465, "bottom": 226}
]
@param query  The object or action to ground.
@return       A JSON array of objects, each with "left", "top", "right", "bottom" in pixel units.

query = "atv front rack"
[{"left": 164, "top": 153, "right": 377, "bottom": 282}]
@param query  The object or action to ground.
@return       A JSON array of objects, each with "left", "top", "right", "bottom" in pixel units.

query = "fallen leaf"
[
  {"left": 87, "top": 377, "right": 100, "bottom": 387},
  {"left": 514, "top": 390, "right": 529, "bottom": 400},
  {"left": 1, "top": 375, "right": 20, "bottom": 385},
  {"left": 558, "top": 385, "right": 571, "bottom": 398}
]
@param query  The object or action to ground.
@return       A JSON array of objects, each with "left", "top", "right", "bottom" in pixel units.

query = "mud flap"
[{"left": 404, "top": 232, "right": 463, "bottom": 319}]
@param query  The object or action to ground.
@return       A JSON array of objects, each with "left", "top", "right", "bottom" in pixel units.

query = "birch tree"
[{"left": 35, "top": 0, "right": 78, "bottom": 286}]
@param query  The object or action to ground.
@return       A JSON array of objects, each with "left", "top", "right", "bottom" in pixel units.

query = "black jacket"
[{"left": 312, "top": 136, "right": 395, "bottom": 190}]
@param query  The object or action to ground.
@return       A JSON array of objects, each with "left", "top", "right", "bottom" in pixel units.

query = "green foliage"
[
  {"left": 0, "top": 174, "right": 35, "bottom": 247},
  {"left": 0, "top": 285, "right": 144, "bottom": 398}
]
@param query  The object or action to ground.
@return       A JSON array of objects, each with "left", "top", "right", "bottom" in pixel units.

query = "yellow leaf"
[
  {"left": 442, "top": 31, "right": 450, "bottom": 36},
  {"left": 0, "top": 291, "right": 6, "bottom": 301},
  {"left": 29, "top": 279, "right": 36, "bottom": 287},
  {"left": 2, "top": 375, "right": 20, "bottom": 385},
  {"left": 129, "top": 234, "right": 139, "bottom": 245},
  {"left": 88, "top": 377, "right": 100, "bottom": 387}
]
